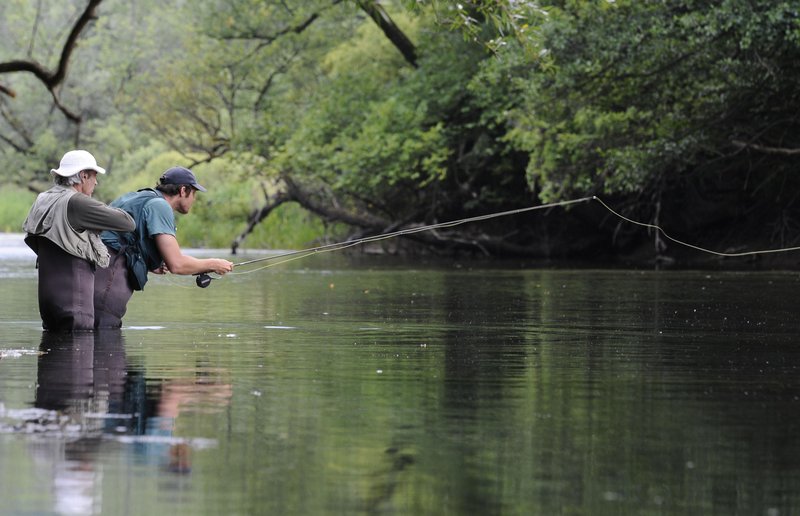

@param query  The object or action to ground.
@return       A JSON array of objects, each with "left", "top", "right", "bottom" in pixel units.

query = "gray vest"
[{"left": 23, "top": 185, "right": 110, "bottom": 268}]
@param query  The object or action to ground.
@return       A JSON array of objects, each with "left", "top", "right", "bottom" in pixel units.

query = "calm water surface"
[{"left": 1, "top": 234, "right": 799, "bottom": 515}]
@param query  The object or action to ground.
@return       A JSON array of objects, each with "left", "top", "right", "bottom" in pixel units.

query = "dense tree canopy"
[{"left": 2, "top": 0, "right": 799, "bottom": 263}]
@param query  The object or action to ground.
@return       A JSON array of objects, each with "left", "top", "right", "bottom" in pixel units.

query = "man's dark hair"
[{"left": 155, "top": 183, "right": 192, "bottom": 196}]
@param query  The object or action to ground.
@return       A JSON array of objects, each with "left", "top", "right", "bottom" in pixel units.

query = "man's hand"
[
  {"left": 151, "top": 264, "right": 169, "bottom": 275},
  {"left": 209, "top": 259, "right": 234, "bottom": 276}
]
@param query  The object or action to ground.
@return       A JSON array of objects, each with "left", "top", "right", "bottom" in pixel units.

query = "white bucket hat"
[{"left": 50, "top": 150, "right": 106, "bottom": 177}]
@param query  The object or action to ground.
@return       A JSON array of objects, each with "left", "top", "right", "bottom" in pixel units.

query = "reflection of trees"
[
  {"left": 41, "top": 267, "right": 796, "bottom": 514},
  {"left": 436, "top": 272, "right": 532, "bottom": 514},
  {"left": 342, "top": 268, "right": 800, "bottom": 513},
  {"left": 515, "top": 270, "right": 800, "bottom": 513}
]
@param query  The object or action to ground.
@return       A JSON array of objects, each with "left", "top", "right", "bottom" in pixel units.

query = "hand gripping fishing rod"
[
  {"left": 193, "top": 197, "right": 596, "bottom": 287},
  {"left": 195, "top": 237, "right": 345, "bottom": 287}
]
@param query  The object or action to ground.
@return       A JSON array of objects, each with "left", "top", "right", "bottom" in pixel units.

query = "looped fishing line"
[
  {"left": 197, "top": 195, "right": 800, "bottom": 283},
  {"left": 590, "top": 196, "right": 800, "bottom": 257}
]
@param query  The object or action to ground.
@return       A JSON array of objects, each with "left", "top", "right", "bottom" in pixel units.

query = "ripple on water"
[{"left": 0, "top": 349, "right": 40, "bottom": 359}]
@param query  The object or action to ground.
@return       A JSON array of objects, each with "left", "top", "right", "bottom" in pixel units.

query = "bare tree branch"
[
  {"left": 220, "top": 10, "right": 325, "bottom": 47},
  {"left": 356, "top": 0, "right": 417, "bottom": 68},
  {"left": 231, "top": 173, "right": 584, "bottom": 258},
  {"left": 283, "top": 174, "right": 390, "bottom": 228},
  {"left": 0, "top": 84, "right": 16, "bottom": 98},
  {"left": 732, "top": 139, "right": 800, "bottom": 156},
  {"left": 0, "top": 0, "right": 104, "bottom": 122},
  {"left": 231, "top": 185, "right": 293, "bottom": 254}
]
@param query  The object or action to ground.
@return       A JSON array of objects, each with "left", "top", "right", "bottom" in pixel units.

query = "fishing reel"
[{"left": 195, "top": 273, "right": 214, "bottom": 288}]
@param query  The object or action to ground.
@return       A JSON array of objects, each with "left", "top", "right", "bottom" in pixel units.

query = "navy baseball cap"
[{"left": 160, "top": 166, "right": 207, "bottom": 192}]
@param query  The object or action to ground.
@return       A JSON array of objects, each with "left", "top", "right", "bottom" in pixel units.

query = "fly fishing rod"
[
  {"left": 195, "top": 196, "right": 595, "bottom": 287},
  {"left": 195, "top": 194, "right": 800, "bottom": 287}
]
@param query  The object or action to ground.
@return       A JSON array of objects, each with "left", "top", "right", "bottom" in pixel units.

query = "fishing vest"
[{"left": 23, "top": 185, "right": 110, "bottom": 268}]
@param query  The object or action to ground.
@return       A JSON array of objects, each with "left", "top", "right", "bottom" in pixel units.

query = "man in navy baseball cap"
[
  {"left": 159, "top": 166, "right": 207, "bottom": 192},
  {"left": 94, "top": 165, "right": 233, "bottom": 328}
]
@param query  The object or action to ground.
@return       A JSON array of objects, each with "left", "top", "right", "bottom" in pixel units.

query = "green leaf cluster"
[
  {"left": 499, "top": 0, "right": 800, "bottom": 201},
  {"left": 276, "top": 16, "right": 455, "bottom": 206}
]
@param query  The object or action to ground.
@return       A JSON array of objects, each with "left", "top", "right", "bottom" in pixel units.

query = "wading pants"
[
  {"left": 93, "top": 247, "right": 135, "bottom": 329},
  {"left": 35, "top": 238, "right": 96, "bottom": 332}
]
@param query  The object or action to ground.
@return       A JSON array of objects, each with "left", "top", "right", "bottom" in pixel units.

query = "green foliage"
[
  {"left": 502, "top": 0, "right": 800, "bottom": 201},
  {"left": 275, "top": 8, "right": 529, "bottom": 219},
  {"left": 0, "top": 187, "right": 35, "bottom": 232},
  {"left": 5, "top": 130, "right": 64, "bottom": 191},
  {"left": 99, "top": 146, "right": 180, "bottom": 201},
  {"left": 174, "top": 155, "right": 330, "bottom": 249},
  {"left": 0, "top": 1, "right": 177, "bottom": 186},
  {"left": 275, "top": 12, "right": 452, "bottom": 207},
  {"left": 5, "top": 0, "right": 800, "bottom": 253},
  {"left": 403, "top": 0, "right": 548, "bottom": 56},
  {"left": 181, "top": 199, "right": 328, "bottom": 250}
]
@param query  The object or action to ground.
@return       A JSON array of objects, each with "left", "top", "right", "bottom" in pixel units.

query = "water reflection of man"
[
  {"left": 36, "top": 331, "right": 174, "bottom": 465},
  {"left": 37, "top": 330, "right": 128, "bottom": 414},
  {"left": 149, "top": 369, "right": 234, "bottom": 473},
  {"left": 33, "top": 332, "right": 169, "bottom": 513},
  {"left": 35, "top": 330, "right": 128, "bottom": 515},
  {"left": 34, "top": 330, "right": 233, "bottom": 487}
]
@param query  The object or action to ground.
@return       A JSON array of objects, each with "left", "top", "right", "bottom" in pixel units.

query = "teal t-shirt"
[{"left": 101, "top": 189, "right": 177, "bottom": 270}]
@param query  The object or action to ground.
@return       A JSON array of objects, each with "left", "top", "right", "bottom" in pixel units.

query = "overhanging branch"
[
  {"left": 0, "top": 0, "right": 103, "bottom": 122},
  {"left": 356, "top": 0, "right": 418, "bottom": 68}
]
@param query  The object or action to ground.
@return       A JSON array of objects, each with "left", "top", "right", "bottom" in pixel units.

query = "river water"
[{"left": 1, "top": 234, "right": 799, "bottom": 515}]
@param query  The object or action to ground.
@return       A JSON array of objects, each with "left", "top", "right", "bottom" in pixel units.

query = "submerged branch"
[{"left": 732, "top": 139, "right": 800, "bottom": 156}]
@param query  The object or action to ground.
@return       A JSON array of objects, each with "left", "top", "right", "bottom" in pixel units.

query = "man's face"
[
  {"left": 80, "top": 170, "right": 98, "bottom": 196},
  {"left": 176, "top": 187, "right": 196, "bottom": 214}
]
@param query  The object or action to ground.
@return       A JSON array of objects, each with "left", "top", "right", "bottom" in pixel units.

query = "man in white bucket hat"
[{"left": 23, "top": 150, "right": 135, "bottom": 332}]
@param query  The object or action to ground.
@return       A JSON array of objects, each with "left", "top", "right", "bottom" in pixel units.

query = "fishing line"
[
  {"left": 591, "top": 197, "right": 800, "bottom": 257},
  {"left": 226, "top": 196, "right": 594, "bottom": 275},
  {"left": 194, "top": 195, "right": 800, "bottom": 287},
  {"left": 194, "top": 196, "right": 592, "bottom": 286}
]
